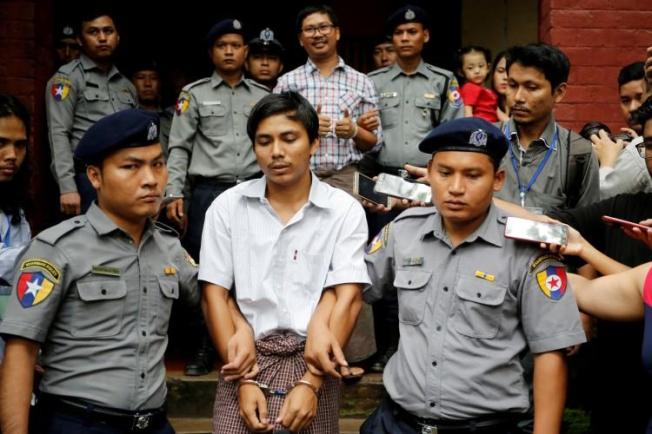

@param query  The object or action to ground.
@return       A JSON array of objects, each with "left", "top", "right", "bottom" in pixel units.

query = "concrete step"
[
  {"left": 166, "top": 368, "right": 384, "bottom": 420},
  {"left": 169, "top": 417, "right": 364, "bottom": 434}
]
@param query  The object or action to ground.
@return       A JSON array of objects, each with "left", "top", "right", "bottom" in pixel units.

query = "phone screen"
[
  {"left": 374, "top": 173, "right": 432, "bottom": 203},
  {"left": 504, "top": 217, "right": 568, "bottom": 245},
  {"left": 354, "top": 172, "right": 390, "bottom": 206}
]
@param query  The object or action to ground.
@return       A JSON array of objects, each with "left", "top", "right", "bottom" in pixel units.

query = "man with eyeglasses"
[{"left": 274, "top": 5, "right": 381, "bottom": 199}]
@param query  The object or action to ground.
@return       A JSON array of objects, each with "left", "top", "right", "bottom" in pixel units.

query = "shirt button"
[
  {"left": 143, "top": 287, "right": 148, "bottom": 294},
  {"left": 430, "top": 402, "right": 436, "bottom": 408},
  {"left": 405, "top": 100, "right": 409, "bottom": 104},
  {"left": 404, "top": 120, "right": 408, "bottom": 124},
  {"left": 432, "top": 361, "right": 437, "bottom": 367},
  {"left": 443, "top": 286, "right": 448, "bottom": 292},
  {"left": 140, "top": 373, "right": 145, "bottom": 379},
  {"left": 237, "top": 153, "right": 241, "bottom": 156},
  {"left": 451, "top": 250, "right": 457, "bottom": 256},
  {"left": 100, "top": 289, "right": 107, "bottom": 295},
  {"left": 407, "top": 280, "right": 412, "bottom": 285},
  {"left": 476, "top": 292, "right": 482, "bottom": 298},
  {"left": 436, "top": 325, "right": 441, "bottom": 331},
  {"left": 141, "top": 330, "right": 146, "bottom": 337}
]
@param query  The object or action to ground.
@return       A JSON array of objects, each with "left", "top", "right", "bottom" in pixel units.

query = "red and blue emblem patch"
[
  {"left": 17, "top": 271, "right": 55, "bottom": 308},
  {"left": 50, "top": 77, "right": 71, "bottom": 102},
  {"left": 175, "top": 91, "right": 190, "bottom": 115},
  {"left": 536, "top": 266, "right": 567, "bottom": 300}
]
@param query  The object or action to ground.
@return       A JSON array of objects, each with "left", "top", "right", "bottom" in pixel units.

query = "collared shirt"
[
  {"left": 0, "top": 203, "right": 199, "bottom": 410},
  {"left": 45, "top": 54, "right": 137, "bottom": 193},
  {"left": 198, "top": 173, "right": 370, "bottom": 338},
  {"left": 495, "top": 117, "right": 600, "bottom": 212},
  {"left": 274, "top": 57, "right": 381, "bottom": 173},
  {"left": 369, "top": 61, "right": 464, "bottom": 168},
  {"left": 166, "top": 72, "right": 269, "bottom": 195},
  {"left": 0, "top": 209, "right": 31, "bottom": 319},
  {"left": 365, "top": 204, "right": 585, "bottom": 420},
  {"left": 599, "top": 136, "right": 652, "bottom": 199}
]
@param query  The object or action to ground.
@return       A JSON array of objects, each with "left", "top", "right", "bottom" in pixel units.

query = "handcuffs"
[{"left": 238, "top": 379, "right": 319, "bottom": 397}]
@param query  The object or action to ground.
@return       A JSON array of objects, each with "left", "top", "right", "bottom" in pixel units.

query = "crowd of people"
[{"left": 1, "top": 2, "right": 652, "bottom": 434}]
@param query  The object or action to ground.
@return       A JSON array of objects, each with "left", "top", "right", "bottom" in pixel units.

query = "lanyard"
[
  {"left": 503, "top": 123, "right": 559, "bottom": 207},
  {"left": 0, "top": 214, "right": 10, "bottom": 246}
]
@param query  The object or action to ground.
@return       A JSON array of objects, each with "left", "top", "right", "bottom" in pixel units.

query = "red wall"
[{"left": 540, "top": 0, "right": 652, "bottom": 133}]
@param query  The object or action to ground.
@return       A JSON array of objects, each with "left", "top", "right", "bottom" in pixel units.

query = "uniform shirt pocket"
[
  {"left": 154, "top": 275, "right": 179, "bottom": 335},
  {"left": 414, "top": 96, "right": 441, "bottom": 131},
  {"left": 116, "top": 90, "right": 136, "bottom": 109},
  {"left": 82, "top": 89, "right": 111, "bottom": 118},
  {"left": 379, "top": 94, "right": 400, "bottom": 129},
  {"left": 394, "top": 269, "right": 431, "bottom": 326},
  {"left": 70, "top": 280, "right": 127, "bottom": 338},
  {"left": 452, "top": 275, "right": 507, "bottom": 339},
  {"left": 198, "top": 104, "right": 228, "bottom": 137}
]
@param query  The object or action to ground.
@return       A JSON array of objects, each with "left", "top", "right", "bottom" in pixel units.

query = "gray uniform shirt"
[
  {"left": 165, "top": 72, "right": 269, "bottom": 195},
  {"left": 45, "top": 54, "right": 137, "bottom": 193},
  {"left": 369, "top": 61, "right": 464, "bottom": 168},
  {"left": 364, "top": 204, "right": 585, "bottom": 420},
  {"left": 494, "top": 118, "right": 600, "bottom": 212},
  {"left": 0, "top": 203, "right": 199, "bottom": 410}
]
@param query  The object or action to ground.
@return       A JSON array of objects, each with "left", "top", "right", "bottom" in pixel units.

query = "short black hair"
[
  {"left": 296, "top": 5, "right": 339, "bottom": 34},
  {"left": 506, "top": 43, "right": 570, "bottom": 90},
  {"left": 0, "top": 94, "right": 30, "bottom": 224},
  {"left": 247, "top": 91, "right": 319, "bottom": 145},
  {"left": 579, "top": 121, "right": 612, "bottom": 141},
  {"left": 618, "top": 61, "right": 645, "bottom": 88},
  {"left": 456, "top": 45, "right": 492, "bottom": 83},
  {"left": 75, "top": 3, "right": 117, "bottom": 34},
  {"left": 631, "top": 96, "right": 652, "bottom": 127}
]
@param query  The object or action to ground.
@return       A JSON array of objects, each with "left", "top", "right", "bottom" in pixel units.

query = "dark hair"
[
  {"left": 456, "top": 45, "right": 492, "bottom": 85},
  {"left": 579, "top": 121, "right": 612, "bottom": 141},
  {"left": 618, "top": 61, "right": 645, "bottom": 88},
  {"left": 75, "top": 3, "right": 116, "bottom": 34},
  {"left": 506, "top": 43, "right": 570, "bottom": 90},
  {"left": 631, "top": 96, "right": 652, "bottom": 127},
  {"left": 296, "top": 5, "right": 339, "bottom": 34},
  {"left": 0, "top": 94, "right": 30, "bottom": 224},
  {"left": 247, "top": 91, "right": 319, "bottom": 144},
  {"left": 489, "top": 50, "right": 508, "bottom": 111}
]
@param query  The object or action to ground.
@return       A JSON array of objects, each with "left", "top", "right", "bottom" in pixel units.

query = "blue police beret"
[
  {"left": 249, "top": 28, "right": 284, "bottom": 56},
  {"left": 206, "top": 19, "right": 245, "bottom": 46},
  {"left": 387, "top": 5, "right": 430, "bottom": 32},
  {"left": 418, "top": 117, "right": 508, "bottom": 163},
  {"left": 74, "top": 109, "right": 160, "bottom": 163}
]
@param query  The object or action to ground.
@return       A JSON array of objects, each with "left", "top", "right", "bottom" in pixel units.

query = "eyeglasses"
[
  {"left": 635, "top": 139, "right": 652, "bottom": 159},
  {"left": 301, "top": 24, "right": 335, "bottom": 37}
]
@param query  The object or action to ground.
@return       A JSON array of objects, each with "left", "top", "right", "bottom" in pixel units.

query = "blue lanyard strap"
[
  {"left": 503, "top": 123, "right": 558, "bottom": 206},
  {"left": 1, "top": 214, "right": 10, "bottom": 246}
]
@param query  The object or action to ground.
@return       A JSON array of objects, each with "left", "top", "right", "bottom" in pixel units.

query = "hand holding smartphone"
[
  {"left": 504, "top": 217, "right": 568, "bottom": 246},
  {"left": 353, "top": 172, "right": 391, "bottom": 207},
  {"left": 601, "top": 215, "right": 651, "bottom": 231},
  {"left": 373, "top": 173, "right": 432, "bottom": 203}
]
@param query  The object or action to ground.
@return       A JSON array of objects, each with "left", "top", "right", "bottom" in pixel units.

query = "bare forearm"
[
  {"left": 328, "top": 284, "right": 363, "bottom": 347},
  {"left": 352, "top": 128, "right": 377, "bottom": 152},
  {"left": 0, "top": 338, "right": 39, "bottom": 434},
  {"left": 201, "top": 283, "right": 236, "bottom": 362},
  {"left": 578, "top": 241, "right": 629, "bottom": 275},
  {"left": 532, "top": 351, "right": 567, "bottom": 434}
]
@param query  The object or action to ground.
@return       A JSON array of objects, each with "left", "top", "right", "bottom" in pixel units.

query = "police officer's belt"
[
  {"left": 193, "top": 172, "right": 263, "bottom": 186},
  {"left": 39, "top": 393, "right": 167, "bottom": 431},
  {"left": 389, "top": 397, "right": 522, "bottom": 433}
]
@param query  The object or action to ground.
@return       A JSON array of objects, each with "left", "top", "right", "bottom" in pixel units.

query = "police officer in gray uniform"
[
  {"left": 46, "top": 6, "right": 137, "bottom": 217},
  {"left": 164, "top": 18, "right": 268, "bottom": 376},
  {"left": 362, "top": 117, "right": 586, "bottom": 434},
  {"left": 367, "top": 5, "right": 464, "bottom": 175},
  {"left": 0, "top": 109, "right": 199, "bottom": 434}
]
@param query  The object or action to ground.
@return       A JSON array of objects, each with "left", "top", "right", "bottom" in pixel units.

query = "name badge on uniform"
[
  {"left": 202, "top": 101, "right": 222, "bottom": 106},
  {"left": 402, "top": 257, "right": 424, "bottom": 267},
  {"left": 423, "top": 92, "right": 436, "bottom": 100},
  {"left": 380, "top": 92, "right": 398, "bottom": 98},
  {"left": 91, "top": 265, "right": 121, "bottom": 277},
  {"left": 474, "top": 270, "right": 495, "bottom": 282}
]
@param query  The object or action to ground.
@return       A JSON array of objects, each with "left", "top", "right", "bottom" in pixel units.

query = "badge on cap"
[
  {"left": 62, "top": 25, "right": 74, "bottom": 36},
  {"left": 233, "top": 19, "right": 242, "bottom": 30},
  {"left": 261, "top": 28, "right": 274, "bottom": 44},
  {"left": 405, "top": 9, "right": 416, "bottom": 20},
  {"left": 147, "top": 122, "right": 158, "bottom": 141},
  {"left": 469, "top": 129, "right": 488, "bottom": 147}
]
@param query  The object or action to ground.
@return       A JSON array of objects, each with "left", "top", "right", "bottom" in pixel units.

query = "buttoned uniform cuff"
[
  {"left": 527, "top": 330, "right": 586, "bottom": 354},
  {"left": 58, "top": 176, "right": 78, "bottom": 194},
  {"left": 323, "top": 266, "right": 371, "bottom": 289},
  {"left": 0, "top": 320, "right": 48, "bottom": 344}
]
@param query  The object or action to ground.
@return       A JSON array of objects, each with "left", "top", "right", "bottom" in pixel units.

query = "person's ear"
[
  {"left": 86, "top": 164, "right": 102, "bottom": 189},
  {"left": 552, "top": 82, "right": 567, "bottom": 104},
  {"left": 423, "top": 29, "right": 430, "bottom": 44},
  {"left": 493, "top": 168, "right": 506, "bottom": 192}
]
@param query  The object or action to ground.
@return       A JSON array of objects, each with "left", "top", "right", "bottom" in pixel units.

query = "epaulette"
[
  {"left": 56, "top": 58, "right": 81, "bottom": 76},
  {"left": 35, "top": 216, "right": 87, "bottom": 245},
  {"left": 368, "top": 66, "right": 392, "bottom": 77},
  {"left": 154, "top": 220, "right": 180, "bottom": 239},
  {"left": 246, "top": 78, "right": 271, "bottom": 92},
  {"left": 425, "top": 63, "right": 454, "bottom": 80},
  {"left": 182, "top": 77, "right": 212, "bottom": 91},
  {"left": 393, "top": 206, "right": 438, "bottom": 223}
]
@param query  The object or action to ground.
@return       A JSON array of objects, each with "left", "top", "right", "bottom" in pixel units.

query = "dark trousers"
[
  {"left": 360, "top": 398, "right": 525, "bottom": 434},
  {"left": 29, "top": 406, "right": 175, "bottom": 434},
  {"left": 74, "top": 172, "right": 96, "bottom": 214}
]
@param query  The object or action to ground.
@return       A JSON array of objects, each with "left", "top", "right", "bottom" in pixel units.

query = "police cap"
[
  {"left": 206, "top": 19, "right": 245, "bottom": 46},
  {"left": 418, "top": 117, "right": 508, "bottom": 164},
  {"left": 74, "top": 109, "right": 160, "bottom": 163},
  {"left": 387, "top": 5, "right": 430, "bottom": 33},
  {"left": 248, "top": 28, "right": 284, "bottom": 57}
]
